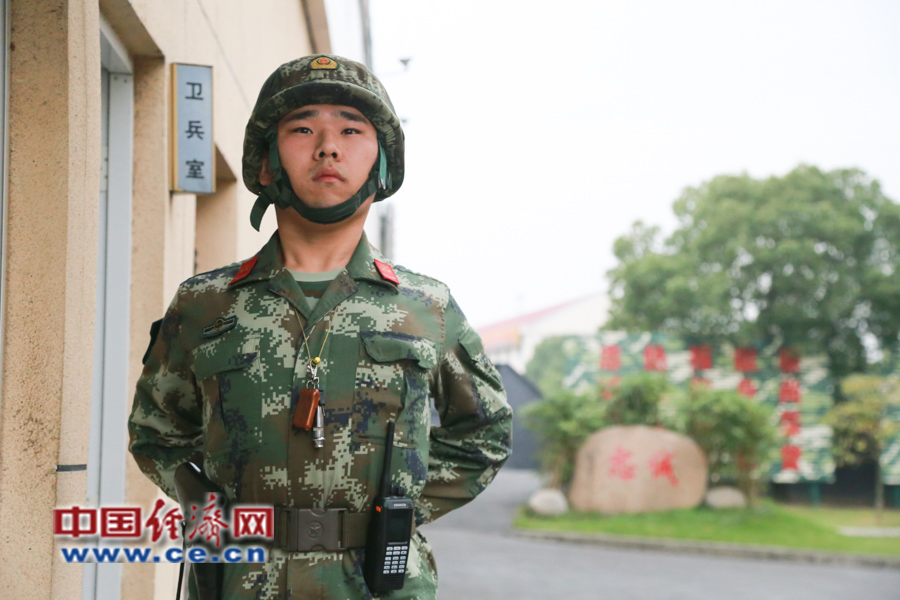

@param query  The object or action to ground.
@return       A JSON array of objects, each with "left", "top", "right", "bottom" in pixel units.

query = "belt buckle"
[{"left": 288, "top": 507, "right": 345, "bottom": 552}]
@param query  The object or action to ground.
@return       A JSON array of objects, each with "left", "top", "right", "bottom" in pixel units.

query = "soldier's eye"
[
  {"left": 292, "top": 126, "right": 313, "bottom": 134},
  {"left": 342, "top": 128, "right": 361, "bottom": 135}
]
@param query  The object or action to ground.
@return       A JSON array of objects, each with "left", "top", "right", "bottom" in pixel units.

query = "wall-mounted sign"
[{"left": 170, "top": 63, "right": 215, "bottom": 194}]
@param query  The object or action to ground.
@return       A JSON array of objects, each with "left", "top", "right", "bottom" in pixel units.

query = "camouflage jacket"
[{"left": 128, "top": 231, "right": 513, "bottom": 599}]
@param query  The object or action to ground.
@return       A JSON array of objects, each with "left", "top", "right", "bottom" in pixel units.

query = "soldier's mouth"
[{"left": 313, "top": 168, "right": 345, "bottom": 183}]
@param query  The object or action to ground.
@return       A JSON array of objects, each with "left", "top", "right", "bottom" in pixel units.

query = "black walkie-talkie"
[{"left": 364, "top": 421, "right": 414, "bottom": 593}]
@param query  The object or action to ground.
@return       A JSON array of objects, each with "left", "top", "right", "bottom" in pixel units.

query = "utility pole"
[
  {"left": 358, "top": 0, "right": 396, "bottom": 259},
  {"left": 358, "top": 0, "right": 373, "bottom": 70}
]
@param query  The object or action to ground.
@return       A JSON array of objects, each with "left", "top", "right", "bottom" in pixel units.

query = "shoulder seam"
[
  {"left": 178, "top": 260, "right": 244, "bottom": 289},
  {"left": 394, "top": 265, "right": 449, "bottom": 288}
]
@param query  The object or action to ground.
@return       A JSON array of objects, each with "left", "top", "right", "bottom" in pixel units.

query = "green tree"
[
  {"left": 521, "top": 389, "right": 607, "bottom": 488},
  {"left": 822, "top": 375, "right": 900, "bottom": 521},
  {"left": 525, "top": 336, "right": 589, "bottom": 396},
  {"left": 681, "top": 388, "right": 779, "bottom": 508},
  {"left": 607, "top": 165, "right": 900, "bottom": 380}
]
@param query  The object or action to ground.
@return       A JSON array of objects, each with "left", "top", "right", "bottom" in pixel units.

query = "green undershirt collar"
[
  {"left": 289, "top": 267, "right": 344, "bottom": 312},
  {"left": 288, "top": 267, "right": 345, "bottom": 282}
]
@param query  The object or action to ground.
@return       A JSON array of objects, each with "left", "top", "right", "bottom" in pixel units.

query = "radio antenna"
[{"left": 380, "top": 421, "right": 395, "bottom": 498}]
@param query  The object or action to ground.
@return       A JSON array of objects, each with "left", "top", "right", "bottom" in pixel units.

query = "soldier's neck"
[{"left": 274, "top": 202, "right": 372, "bottom": 273}]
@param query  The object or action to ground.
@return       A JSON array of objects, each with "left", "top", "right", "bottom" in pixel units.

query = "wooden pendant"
[{"left": 293, "top": 388, "right": 320, "bottom": 430}]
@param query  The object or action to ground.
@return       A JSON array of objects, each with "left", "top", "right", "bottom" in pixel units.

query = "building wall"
[
  {"left": 0, "top": 2, "right": 101, "bottom": 598},
  {"left": 482, "top": 293, "right": 609, "bottom": 373},
  {"left": 0, "top": 1, "right": 328, "bottom": 598}
]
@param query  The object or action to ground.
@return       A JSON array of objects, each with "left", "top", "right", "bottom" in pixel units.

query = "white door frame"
[{"left": 84, "top": 17, "right": 133, "bottom": 600}]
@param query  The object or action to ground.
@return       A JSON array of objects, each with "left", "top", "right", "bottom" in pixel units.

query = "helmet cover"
[{"left": 242, "top": 55, "right": 404, "bottom": 228}]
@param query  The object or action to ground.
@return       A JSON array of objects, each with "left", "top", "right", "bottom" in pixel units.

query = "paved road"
[{"left": 418, "top": 470, "right": 900, "bottom": 600}]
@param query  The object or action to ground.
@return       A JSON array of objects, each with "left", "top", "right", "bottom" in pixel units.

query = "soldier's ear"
[{"left": 259, "top": 155, "right": 272, "bottom": 186}]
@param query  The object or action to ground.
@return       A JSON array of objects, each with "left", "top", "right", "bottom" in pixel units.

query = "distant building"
[
  {"left": 495, "top": 365, "right": 542, "bottom": 470},
  {"left": 479, "top": 292, "right": 609, "bottom": 373},
  {"left": 477, "top": 293, "right": 608, "bottom": 472}
]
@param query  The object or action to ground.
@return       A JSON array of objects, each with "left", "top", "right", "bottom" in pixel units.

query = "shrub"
[
  {"left": 681, "top": 388, "right": 778, "bottom": 507},
  {"left": 521, "top": 389, "right": 606, "bottom": 488},
  {"left": 823, "top": 375, "right": 899, "bottom": 467},
  {"left": 822, "top": 374, "right": 900, "bottom": 517},
  {"left": 603, "top": 372, "right": 668, "bottom": 426}
]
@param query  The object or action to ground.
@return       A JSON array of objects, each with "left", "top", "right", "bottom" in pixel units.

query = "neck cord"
[{"left": 300, "top": 313, "right": 335, "bottom": 369}]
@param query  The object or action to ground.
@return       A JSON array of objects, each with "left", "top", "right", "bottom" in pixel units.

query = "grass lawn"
[
  {"left": 781, "top": 505, "right": 900, "bottom": 528},
  {"left": 514, "top": 502, "right": 900, "bottom": 557}
]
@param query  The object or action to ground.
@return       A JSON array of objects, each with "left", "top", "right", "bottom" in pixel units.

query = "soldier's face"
[{"left": 261, "top": 104, "right": 379, "bottom": 209}]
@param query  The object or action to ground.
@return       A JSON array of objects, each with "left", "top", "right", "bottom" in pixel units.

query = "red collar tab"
[
  {"left": 229, "top": 256, "right": 259, "bottom": 285},
  {"left": 373, "top": 260, "right": 399, "bottom": 285}
]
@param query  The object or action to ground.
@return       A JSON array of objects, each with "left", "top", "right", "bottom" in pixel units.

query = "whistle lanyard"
[
  {"left": 296, "top": 311, "right": 335, "bottom": 449},
  {"left": 300, "top": 314, "right": 334, "bottom": 377}
]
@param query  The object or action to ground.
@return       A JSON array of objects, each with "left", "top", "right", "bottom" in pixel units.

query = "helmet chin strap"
[{"left": 250, "top": 134, "right": 389, "bottom": 231}]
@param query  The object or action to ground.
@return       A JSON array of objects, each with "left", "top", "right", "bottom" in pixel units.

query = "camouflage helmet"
[{"left": 242, "top": 55, "right": 404, "bottom": 228}]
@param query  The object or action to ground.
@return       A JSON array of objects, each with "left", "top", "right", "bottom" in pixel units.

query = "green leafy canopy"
[{"left": 607, "top": 165, "right": 900, "bottom": 379}]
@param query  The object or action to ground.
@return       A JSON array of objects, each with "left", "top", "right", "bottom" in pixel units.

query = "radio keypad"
[{"left": 382, "top": 544, "right": 410, "bottom": 574}]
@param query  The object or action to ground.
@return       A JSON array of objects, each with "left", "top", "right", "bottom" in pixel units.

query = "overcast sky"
[{"left": 362, "top": 0, "right": 900, "bottom": 328}]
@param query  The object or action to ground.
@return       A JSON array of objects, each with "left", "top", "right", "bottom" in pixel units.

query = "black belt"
[{"left": 274, "top": 507, "right": 415, "bottom": 552}]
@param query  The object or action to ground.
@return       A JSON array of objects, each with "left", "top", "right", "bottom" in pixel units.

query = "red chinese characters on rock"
[
  {"left": 648, "top": 449, "right": 679, "bottom": 487},
  {"left": 734, "top": 347, "right": 758, "bottom": 373},
  {"left": 690, "top": 345, "right": 712, "bottom": 371},
  {"left": 600, "top": 345, "right": 622, "bottom": 372},
  {"left": 570, "top": 427, "right": 707, "bottom": 513},
  {"left": 737, "top": 378, "right": 757, "bottom": 398},
  {"left": 644, "top": 344, "right": 667, "bottom": 372},
  {"left": 781, "top": 444, "right": 802, "bottom": 471},
  {"left": 779, "top": 379, "right": 802, "bottom": 403},
  {"left": 607, "top": 446, "right": 636, "bottom": 481}
]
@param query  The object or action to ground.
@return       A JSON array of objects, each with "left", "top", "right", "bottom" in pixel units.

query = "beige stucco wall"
[
  {"left": 0, "top": 0, "right": 102, "bottom": 598},
  {"left": 0, "top": 1, "right": 325, "bottom": 599},
  {"left": 195, "top": 149, "right": 240, "bottom": 275}
]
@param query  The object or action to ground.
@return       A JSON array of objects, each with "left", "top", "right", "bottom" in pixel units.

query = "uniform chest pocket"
[
  {"left": 353, "top": 332, "right": 437, "bottom": 449},
  {"left": 191, "top": 335, "right": 264, "bottom": 456}
]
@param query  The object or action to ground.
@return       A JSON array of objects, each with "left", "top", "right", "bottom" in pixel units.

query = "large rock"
[
  {"left": 527, "top": 488, "right": 569, "bottom": 516},
  {"left": 569, "top": 425, "right": 707, "bottom": 514},
  {"left": 705, "top": 486, "right": 747, "bottom": 509}
]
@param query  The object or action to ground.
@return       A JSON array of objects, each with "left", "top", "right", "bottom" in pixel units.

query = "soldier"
[{"left": 128, "top": 54, "right": 513, "bottom": 599}]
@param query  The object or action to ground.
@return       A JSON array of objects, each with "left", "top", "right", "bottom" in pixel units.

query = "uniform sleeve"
[
  {"left": 128, "top": 288, "right": 204, "bottom": 501},
  {"left": 415, "top": 294, "right": 513, "bottom": 525}
]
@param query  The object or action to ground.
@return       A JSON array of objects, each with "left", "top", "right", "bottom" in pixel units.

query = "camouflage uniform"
[{"left": 128, "top": 229, "right": 513, "bottom": 599}]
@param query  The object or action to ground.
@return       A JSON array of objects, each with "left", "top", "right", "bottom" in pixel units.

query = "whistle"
[{"left": 313, "top": 405, "right": 325, "bottom": 448}]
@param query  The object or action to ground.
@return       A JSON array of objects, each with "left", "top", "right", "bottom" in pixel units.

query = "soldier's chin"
[
  {"left": 295, "top": 190, "right": 350, "bottom": 209},
  {"left": 302, "top": 198, "right": 344, "bottom": 209}
]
